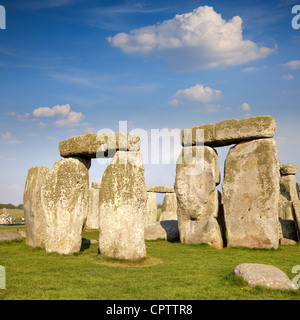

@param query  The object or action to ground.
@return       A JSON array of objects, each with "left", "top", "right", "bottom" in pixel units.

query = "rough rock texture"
[
  {"left": 41, "top": 157, "right": 90, "bottom": 255},
  {"left": 86, "top": 187, "right": 100, "bottom": 230},
  {"left": 0, "top": 231, "right": 21, "bottom": 242},
  {"left": 280, "top": 164, "right": 299, "bottom": 175},
  {"left": 159, "top": 193, "right": 177, "bottom": 221},
  {"left": 91, "top": 181, "right": 101, "bottom": 189},
  {"left": 292, "top": 201, "right": 300, "bottom": 240},
  {"left": 146, "top": 186, "right": 175, "bottom": 193},
  {"left": 99, "top": 151, "right": 147, "bottom": 260},
  {"left": 280, "top": 175, "right": 299, "bottom": 203},
  {"left": 23, "top": 166, "right": 49, "bottom": 248},
  {"left": 144, "top": 220, "right": 179, "bottom": 241},
  {"left": 59, "top": 132, "right": 140, "bottom": 158},
  {"left": 280, "top": 238, "right": 296, "bottom": 245},
  {"left": 223, "top": 138, "right": 280, "bottom": 249},
  {"left": 175, "top": 146, "right": 223, "bottom": 249},
  {"left": 181, "top": 116, "right": 276, "bottom": 147},
  {"left": 234, "top": 263, "right": 296, "bottom": 290},
  {"left": 143, "top": 192, "right": 157, "bottom": 227}
]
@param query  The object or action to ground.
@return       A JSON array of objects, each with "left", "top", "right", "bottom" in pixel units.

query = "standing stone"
[
  {"left": 281, "top": 175, "right": 299, "bottom": 203},
  {"left": 99, "top": 151, "right": 147, "bottom": 260},
  {"left": 175, "top": 146, "right": 223, "bottom": 249},
  {"left": 279, "top": 173, "right": 299, "bottom": 220},
  {"left": 23, "top": 166, "right": 49, "bottom": 248},
  {"left": 159, "top": 193, "right": 177, "bottom": 221},
  {"left": 41, "top": 157, "right": 90, "bottom": 255},
  {"left": 223, "top": 138, "right": 280, "bottom": 249},
  {"left": 86, "top": 187, "right": 100, "bottom": 230},
  {"left": 143, "top": 192, "right": 158, "bottom": 227}
]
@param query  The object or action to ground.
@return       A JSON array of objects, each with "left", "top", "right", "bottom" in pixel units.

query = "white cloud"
[
  {"left": 33, "top": 104, "right": 71, "bottom": 117},
  {"left": 282, "top": 74, "right": 295, "bottom": 80},
  {"left": 32, "top": 104, "right": 84, "bottom": 127},
  {"left": 169, "top": 84, "right": 222, "bottom": 106},
  {"left": 239, "top": 102, "right": 251, "bottom": 112},
  {"left": 56, "top": 111, "right": 85, "bottom": 127},
  {"left": 107, "top": 6, "right": 274, "bottom": 71},
  {"left": 281, "top": 60, "right": 300, "bottom": 70}
]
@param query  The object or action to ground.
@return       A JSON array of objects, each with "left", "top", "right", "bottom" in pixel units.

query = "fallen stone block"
[{"left": 234, "top": 263, "right": 296, "bottom": 290}]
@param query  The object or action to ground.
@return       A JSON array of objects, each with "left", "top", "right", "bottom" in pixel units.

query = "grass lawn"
[{"left": 0, "top": 225, "right": 300, "bottom": 300}]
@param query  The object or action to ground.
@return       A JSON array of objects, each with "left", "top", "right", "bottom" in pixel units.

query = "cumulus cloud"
[
  {"left": 239, "top": 102, "right": 251, "bottom": 112},
  {"left": 33, "top": 104, "right": 71, "bottom": 117},
  {"left": 281, "top": 60, "right": 300, "bottom": 70},
  {"left": 56, "top": 111, "right": 85, "bottom": 127},
  {"left": 169, "top": 84, "right": 222, "bottom": 106},
  {"left": 107, "top": 6, "right": 274, "bottom": 71},
  {"left": 32, "top": 104, "right": 84, "bottom": 127}
]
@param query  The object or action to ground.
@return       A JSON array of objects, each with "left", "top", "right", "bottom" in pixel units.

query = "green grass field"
[{"left": 0, "top": 223, "right": 300, "bottom": 300}]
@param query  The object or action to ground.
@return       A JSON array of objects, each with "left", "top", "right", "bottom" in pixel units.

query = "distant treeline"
[{"left": 0, "top": 203, "right": 23, "bottom": 209}]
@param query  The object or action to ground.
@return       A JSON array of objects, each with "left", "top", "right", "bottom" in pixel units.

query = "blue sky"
[{"left": 0, "top": 0, "right": 300, "bottom": 205}]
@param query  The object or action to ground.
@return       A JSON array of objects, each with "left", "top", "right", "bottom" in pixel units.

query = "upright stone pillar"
[
  {"left": 159, "top": 193, "right": 177, "bottom": 221},
  {"left": 23, "top": 166, "right": 49, "bottom": 248},
  {"left": 41, "top": 157, "right": 90, "bottom": 255},
  {"left": 86, "top": 182, "right": 101, "bottom": 230},
  {"left": 143, "top": 192, "right": 157, "bottom": 227},
  {"left": 175, "top": 146, "right": 223, "bottom": 249},
  {"left": 99, "top": 151, "right": 147, "bottom": 260},
  {"left": 223, "top": 138, "right": 280, "bottom": 249}
]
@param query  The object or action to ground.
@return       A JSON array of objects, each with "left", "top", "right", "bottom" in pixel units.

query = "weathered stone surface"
[
  {"left": 86, "top": 188, "right": 100, "bottom": 230},
  {"left": 159, "top": 193, "right": 177, "bottom": 221},
  {"left": 0, "top": 231, "right": 21, "bottom": 242},
  {"left": 181, "top": 116, "right": 276, "bottom": 147},
  {"left": 175, "top": 146, "right": 223, "bottom": 249},
  {"left": 280, "top": 175, "right": 299, "bottom": 203},
  {"left": 59, "top": 132, "right": 140, "bottom": 158},
  {"left": 280, "top": 164, "right": 299, "bottom": 175},
  {"left": 143, "top": 192, "right": 157, "bottom": 227},
  {"left": 223, "top": 138, "right": 280, "bottom": 249},
  {"left": 99, "top": 151, "right": 147, "bottom": 260},
  {"left": 279, "top": 218, "right": 298, "bottom": 242},
  {"left": 91, "top": 181, "right": 101, "bottom": 189},
  {"left": 41, "top": 157, "right": 90, "bottom": 255},
  {"left": 146, "top": 186, "right": 175, "bottom": 193},
  {"left": 292, "top": 201, "right": 300, "bottom": 240},
  {"left": 280, "top": 238, "right": 296, "bottom": 245},
  {"left": 234, "top": 263, "right": 296, "bottom": 290},
  {"left": 23, "top": 166, "right": 49, "bottom": 248},
  {"left": 279, "top": 197, "right": 294, "bottom": 220},
  {"left": 144, "top": 220, "right": 179, "bottom": 241}
]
